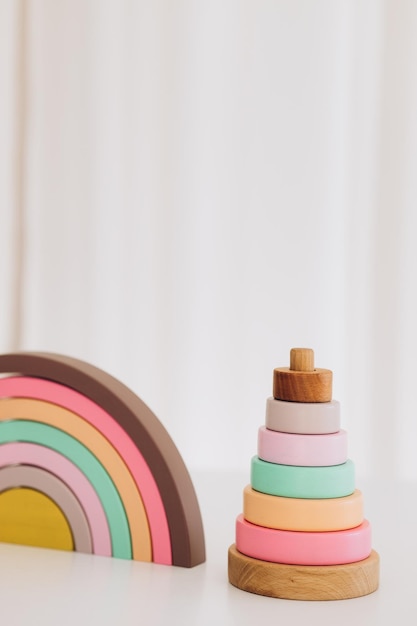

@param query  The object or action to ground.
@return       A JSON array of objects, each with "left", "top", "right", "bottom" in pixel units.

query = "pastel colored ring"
[
  {"left": 243, "top": 485, "right": 364, "bottom": 531},
  {"left": 265, "top": 397, "right": 340, "bottom": 434},
  {"left": 258, "top": 426, "right": 348, "bottom": 466},
  {"left": 251, "top": 456, "right": 355, "bottom": 499},
  {"left": 235, "top": 514, "right": 372, "bottom": 565}
]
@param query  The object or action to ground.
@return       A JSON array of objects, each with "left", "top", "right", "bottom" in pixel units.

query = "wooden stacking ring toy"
[
  {"left": 250, "top": 457, "right": 355, "bottom": 499},
  {"left": 258, "top": 426, "right": 348, "bottom": 466},
  {"left": 229, "top": 348, "right": 379, "bottom": 600},
  {"left": 273, "top": 348, "right": 332, "bottom": 402}
]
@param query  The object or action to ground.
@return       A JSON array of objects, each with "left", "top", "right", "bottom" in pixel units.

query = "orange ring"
[{"left": 243, "top": 485, "right": 363, "bottom": 531}]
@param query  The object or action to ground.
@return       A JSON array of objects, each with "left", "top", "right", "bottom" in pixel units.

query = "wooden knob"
[
  {"left": 273, "top": 348, "right": 332, "bottom": 403},
  {"left": 290, "top": 348, "right": 314, "bottom": 372}
]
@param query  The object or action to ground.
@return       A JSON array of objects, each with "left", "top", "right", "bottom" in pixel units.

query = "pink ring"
[
  {"left": 258, "top": 426, "right": 348, "bottom": 466},
  {"left": 235, "top": 514, "right": 372, "bottom": 565},
  {"left": 0, "top": 442, "right": 112, "bottom": 556}
]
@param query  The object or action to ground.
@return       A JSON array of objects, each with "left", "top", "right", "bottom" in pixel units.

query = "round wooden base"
[{"left": 228, "top": 544, "right": 379, "bottom": 601}]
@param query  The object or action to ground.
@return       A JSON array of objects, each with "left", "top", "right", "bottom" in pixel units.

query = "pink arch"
[
  {"left": 0, "top": 442, "right": 111, "bottom": 556},
  {"left": 0, "top": 376, "right": 171, "bottom": 564}
]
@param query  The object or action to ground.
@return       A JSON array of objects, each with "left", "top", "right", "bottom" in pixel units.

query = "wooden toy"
[
  {"left": 0, "top": 351, "right": 205, "bottom": 567},
  {"left": 228, "top": 348, "right": 380, "bottom": 600}
]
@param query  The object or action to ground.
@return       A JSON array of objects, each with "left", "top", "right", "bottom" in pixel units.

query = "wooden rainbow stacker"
[
  {"left": 228, "top": 348, "right": 380, "bottom": 601},
  {"left": 0, "top": 352, "right": 205, "bottom": 568}
]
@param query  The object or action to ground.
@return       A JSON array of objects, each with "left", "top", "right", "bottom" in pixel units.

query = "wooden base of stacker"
[{"left": 228, "top": 544, "right": 379, "bottom": 601}]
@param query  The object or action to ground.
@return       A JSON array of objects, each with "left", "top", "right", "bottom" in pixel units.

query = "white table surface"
[{"left": 0, "top": 471, "right": 412, "bottom": 625}]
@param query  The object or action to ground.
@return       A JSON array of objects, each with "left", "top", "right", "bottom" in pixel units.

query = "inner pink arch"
[
  {"left": 0, "top": 376, "right": 172, "bottom": 565},
  {"left": 0, "top": 442, "right": 111, "bottom": 556}
]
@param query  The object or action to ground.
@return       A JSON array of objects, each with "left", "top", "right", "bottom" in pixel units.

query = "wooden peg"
[
  {"left": 290, "top": 348, "right": 314, "bottom": 372},
  {"left": 273, "top": 348, "right": 332, "bottom": 403}
]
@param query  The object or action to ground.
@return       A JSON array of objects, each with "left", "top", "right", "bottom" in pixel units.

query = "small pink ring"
[
  {"left": 236, "top": 514, "right": 372, "bottom": 565},
  {"left": 258, "top": 426, "right": 348, "bottom": 466}
]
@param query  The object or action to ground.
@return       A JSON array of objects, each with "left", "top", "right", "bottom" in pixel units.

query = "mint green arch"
[{"left": 0, "top": 420, "right": 131, "bottom": 559}]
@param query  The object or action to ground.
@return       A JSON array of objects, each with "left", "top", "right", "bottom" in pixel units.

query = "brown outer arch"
[{"left": 0, "top": 352, "right": 205, "bottom": 568}]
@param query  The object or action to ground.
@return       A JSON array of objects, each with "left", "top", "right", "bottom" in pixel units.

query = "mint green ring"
[{"left": 251, "top": 456, "right": 355, "bottom": 499}]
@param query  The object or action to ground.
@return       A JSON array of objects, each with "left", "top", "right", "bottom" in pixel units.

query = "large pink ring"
[{"left": 235, "top": 514, "right": 372, "bottom": 565}]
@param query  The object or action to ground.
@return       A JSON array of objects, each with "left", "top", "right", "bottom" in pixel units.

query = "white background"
[{"left": 1, "top": 0, "right": 417, "bottom": 480}]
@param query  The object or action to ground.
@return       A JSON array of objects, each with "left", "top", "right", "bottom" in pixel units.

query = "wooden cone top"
[{"left": 273, "top": 348, "right": 332, "bottom": 403}]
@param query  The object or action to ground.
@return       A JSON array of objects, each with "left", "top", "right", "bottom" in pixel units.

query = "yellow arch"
[
  {"left": 0, "top": 488, "right": 73, "bottom": 550},
  {"left": 0, "top": 398, "right": 152, "bottom": 561}
]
